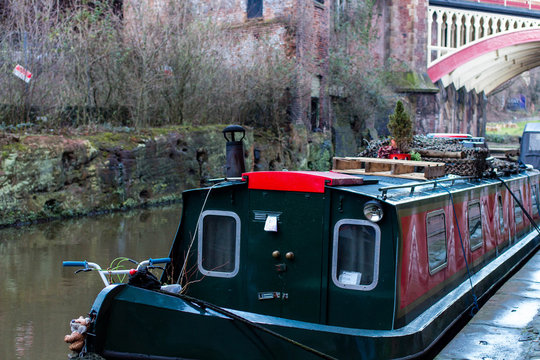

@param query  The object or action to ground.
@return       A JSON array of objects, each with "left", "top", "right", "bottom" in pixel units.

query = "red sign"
[{"left": 13, "top": 64, "right": 32, "bottom": 83}]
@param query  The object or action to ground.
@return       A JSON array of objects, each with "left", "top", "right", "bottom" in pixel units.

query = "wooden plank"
[
  {"left": 333, "top": 158, "right": 362, "bottom": 170},
  {"left": 365, "top": 162, "right": 391, "bottom": 173},
  {"left": 333, "top": 168, "right": 430, "bottom": 180},
  {"left": 332, "top": 156, "right": 446, "bottom": 180},
  {"left": 424, "top": 165, "right": 446, "bottom": 179},
  {"left": 333, "top": 156, "right": 445, "bottom": 167},
  {"left": 392, "top": 163, "right": 416, "bottom": 175}
]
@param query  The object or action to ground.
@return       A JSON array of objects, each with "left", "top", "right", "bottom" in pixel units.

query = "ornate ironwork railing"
[{"left": 427, "top": 4, "right": 540, "bottom": 67}]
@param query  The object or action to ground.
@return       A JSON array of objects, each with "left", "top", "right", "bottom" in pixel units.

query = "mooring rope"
[
  {"left": 495, "top": 175, "right": 540, "bottom": 235},
  {"left": 177, "top": 181, "right": 223, "bottom": 286}
]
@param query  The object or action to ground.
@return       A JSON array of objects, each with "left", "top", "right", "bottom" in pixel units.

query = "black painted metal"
[{"left": 223, "top": 125, "right": 246, "bottom": 178}]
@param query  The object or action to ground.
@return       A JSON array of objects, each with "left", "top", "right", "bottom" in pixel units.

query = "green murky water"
[{"left": 0, "top": 205, "right": 181, "bottom": 359}]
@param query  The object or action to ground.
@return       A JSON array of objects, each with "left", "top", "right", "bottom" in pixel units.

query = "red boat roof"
[{"left": 242, "top": 171, "right": 364, "bottom": 193}]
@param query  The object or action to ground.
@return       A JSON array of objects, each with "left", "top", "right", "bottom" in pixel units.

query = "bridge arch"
[
  {"left": 428, "top": 29, "right": 540, "bottom": 94},
  {"left": 427, "top": 2, "right": 540, "bottom": 95},
  {"left": 428, "top": 29, "right": 540, "bottom": 95}
]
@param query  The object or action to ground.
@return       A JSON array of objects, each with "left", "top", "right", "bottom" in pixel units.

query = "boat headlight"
[{"left": 363, "top": 201, "right": 384, "bottom": 222}]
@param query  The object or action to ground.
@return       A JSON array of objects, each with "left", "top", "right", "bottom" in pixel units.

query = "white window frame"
[
  {"left": 197, "top": 210, "right": 241, "bottom": 278},
  {"left": 331, "top": 219, "right": 381, "bottom": 291},
  {"left": 426, "top": 209, "right": 448, "bottom": 275}
]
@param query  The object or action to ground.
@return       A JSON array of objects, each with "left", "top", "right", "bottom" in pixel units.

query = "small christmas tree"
[{"left": 387, "top": 100, "right": 412, "bottom": 154}]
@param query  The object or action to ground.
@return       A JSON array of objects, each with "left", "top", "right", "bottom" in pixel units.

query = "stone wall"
[
  {"left": 406, "top": 82, "right": 486, "bottom": 137},
  {"left": 0, "top": 125, "right": 332, "bottom": 227}
]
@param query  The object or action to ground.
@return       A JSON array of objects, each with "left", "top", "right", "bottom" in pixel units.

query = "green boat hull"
[{"left": 86, "top": 230, "right": 539, "bottom": 359}]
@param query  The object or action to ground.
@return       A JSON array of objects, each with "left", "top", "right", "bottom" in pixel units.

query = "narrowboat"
[{"left": 64, "top": 126, "right": 540, "bottom": 359}]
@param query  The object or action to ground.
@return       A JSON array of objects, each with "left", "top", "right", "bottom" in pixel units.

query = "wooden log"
[
  {"left": 504, "top": 149, "right": 519, "bottom": 157},
  {"left": 413, "top": 149, "right": 465, "bottom": 159}
]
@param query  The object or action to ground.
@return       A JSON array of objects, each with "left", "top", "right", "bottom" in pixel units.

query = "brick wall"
[
  {"left": 123, "top": 0, "right": 331, "bottom": 131},
  {"left": 372, "top": 0, "right": 428, "bottom": 73},
  {"left": 123, "top": 0, "right": 485, "bottom": 139},
  {"left": 291, "top": 1, "right": 331, "bottom": 130}
]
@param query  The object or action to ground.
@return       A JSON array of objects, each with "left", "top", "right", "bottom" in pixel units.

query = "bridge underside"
[{"left": 428, "top": 29, "right": 540, "bottom": 95}]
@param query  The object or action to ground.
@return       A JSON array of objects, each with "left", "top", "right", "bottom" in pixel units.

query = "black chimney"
[{"left": 223, "top": 125, "right": 246, "bottom": 178}]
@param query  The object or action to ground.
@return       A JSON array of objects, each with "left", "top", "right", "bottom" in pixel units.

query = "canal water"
[{"left": 0, "top": 205, "right": 181, "bottom": 360}]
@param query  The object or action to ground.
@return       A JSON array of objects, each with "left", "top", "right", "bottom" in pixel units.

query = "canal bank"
[
  {"left": 0, "top": 125, "right": 332, "bottom": 227},
  {"left": 436, "top": 250, "right": 540, "bottom": 360}
]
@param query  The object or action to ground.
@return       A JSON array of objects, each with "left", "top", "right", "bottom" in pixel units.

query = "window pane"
[
  {"left": 468, "top": 202, "right": 483, "bottom": 251},
  {"left": 247, "top": 0, "right": 262, "bottom": 18},
  {"left": 427, "top": 212, "right": 447, "bottom": 272},
  {"left": 532, "top": 185, "right": 539, "bottom": 216},
  {"left": 498, "top": 196, "right": 505, "bottom": 233},
  {"left": 528, "top": 133, "right": 540, "bottom": 151},
  {"left": 514, "top": 190, "right": 523, "bottom": 224},
  {"left": 335, "top": 222, "right": 378, "bottom": 289},
  {"left": 201, "top": 214, "right": 237, "bottom": 274}
]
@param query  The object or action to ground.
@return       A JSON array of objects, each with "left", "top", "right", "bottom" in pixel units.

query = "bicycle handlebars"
[{"left": 62, "top": 257, "right": 171, "bottom": 287}]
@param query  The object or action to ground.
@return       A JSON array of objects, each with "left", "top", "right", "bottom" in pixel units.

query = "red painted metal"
[
  {"left": 242, "top": 171, "right": 364, "bottom": 193},
  {"left": 428, "top": 29, "right": 540, "bottom": 83},
  {"left": 466, "top": 0, "right": 540, "bottom": 11},
  {"left": 389, "top": 153, "right": 412, "bottom": 160},
  {"left": 397, "top": 179, "right": 534, "bottom": 314}
]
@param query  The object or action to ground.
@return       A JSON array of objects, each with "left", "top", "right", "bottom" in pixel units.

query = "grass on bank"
[
  {"left": 486, "top": 120, "right": 540, "bottom": 136},
  {"left": 485, "top": 120, "right": 540, "bottom": 145}
]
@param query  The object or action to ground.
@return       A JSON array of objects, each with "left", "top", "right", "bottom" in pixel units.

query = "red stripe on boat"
[{"left": 242, "top": 171, "right": 363, "bottom": 193}]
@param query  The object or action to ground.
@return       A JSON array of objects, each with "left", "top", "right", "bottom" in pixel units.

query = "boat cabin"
[{"left": 166, "top": 168, "right": 540, "bottom": 330}]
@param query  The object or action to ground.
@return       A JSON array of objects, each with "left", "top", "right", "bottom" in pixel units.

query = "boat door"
[{"left": 247, "top": 190, "right": 325, "bottom": 323}]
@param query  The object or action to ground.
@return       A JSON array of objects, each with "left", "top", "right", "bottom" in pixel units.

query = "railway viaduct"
[{"left": 373, "top": 0, "right": 540, "bottom": 136}]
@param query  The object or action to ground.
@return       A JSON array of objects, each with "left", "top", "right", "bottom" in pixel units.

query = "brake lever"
[
  {"left": 74, "top": 268, "right": 93, "bottom": 274},
  {"left": 148, "top": 266, "right": 165, "bottom": 271}
]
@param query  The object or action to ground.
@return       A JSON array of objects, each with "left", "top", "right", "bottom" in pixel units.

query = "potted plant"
[{"left": 387, "top": 100, "right": 413, "bottom": 160}]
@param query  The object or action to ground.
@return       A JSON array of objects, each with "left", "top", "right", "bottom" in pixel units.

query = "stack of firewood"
[{"left": 359, "top": 136, "right": 519, "bottom": 177}]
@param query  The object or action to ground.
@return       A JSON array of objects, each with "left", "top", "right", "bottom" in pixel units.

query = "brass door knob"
[
  {"left": 272, "top": 250, "right": 281, "bottom": 259},
  {"left": 285, "top": 252, "right": 295, "bottom": 261}
]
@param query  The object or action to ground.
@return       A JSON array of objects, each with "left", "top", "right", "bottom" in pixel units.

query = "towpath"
[{"left": 436, "top": 250, "right": 540, "bottom": 360}]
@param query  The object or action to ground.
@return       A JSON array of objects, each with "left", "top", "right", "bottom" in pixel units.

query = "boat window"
[
  {"left": 426, "top": 210, "right": 447, "bottom": 274},
  {"left": 532, "top": 185, "right": 539, "bottom": 216},
  {"left": 468, "top": 201, "right": 483, "bottom": 251},
  {"left": 514, "top": 190, "right": 523, "bottom": 225},
  {"left": 198, "top": 210, "right": 240, "bottom": 278},
  {"left": 332, "top": 219, "right": 380, "bottom": 291},
  {"left": 498, "top": 195, "right": 505, "bottom": 234},
  {"left": 529, "top": 133, "right": 540, "bottom": 151}
]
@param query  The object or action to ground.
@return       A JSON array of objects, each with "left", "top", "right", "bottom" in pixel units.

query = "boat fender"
[
  {"left": 64, "top": 316, "right": 90, "bottom": 353},
  {"left": 161, "top": 284, "right": 182, "bottom": 294}
]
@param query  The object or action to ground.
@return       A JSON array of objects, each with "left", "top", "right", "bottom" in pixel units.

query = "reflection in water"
[
  {"left": 0, "top": 205, "right": 181, "bottom": 359},
  {"left": 15, "top": 322, "right": 34, "bottom": 359}
]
